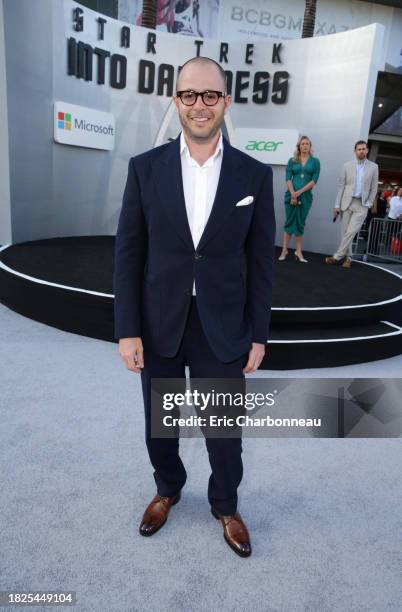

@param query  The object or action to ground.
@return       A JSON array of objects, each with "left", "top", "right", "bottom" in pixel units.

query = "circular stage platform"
[{"left": 1, "top": 237, "right": 401, "bottom": 369}]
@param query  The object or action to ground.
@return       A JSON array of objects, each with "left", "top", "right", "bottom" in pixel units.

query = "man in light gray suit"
[{"left": 325, "top": 140, "right": 379, "bottom": 268}]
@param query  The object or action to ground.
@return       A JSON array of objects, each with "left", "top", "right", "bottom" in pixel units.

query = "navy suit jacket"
[{"left": 113, "top": 133, "right": 276, "bottom": 363}]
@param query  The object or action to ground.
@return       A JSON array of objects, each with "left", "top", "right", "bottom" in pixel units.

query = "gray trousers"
[{"left": 334, "top": 197, "right": 369, "bottom": 260}]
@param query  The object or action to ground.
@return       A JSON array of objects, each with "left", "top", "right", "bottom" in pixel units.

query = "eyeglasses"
[{"left": 176, "top": 90, "right": 226, "bottom": 106}]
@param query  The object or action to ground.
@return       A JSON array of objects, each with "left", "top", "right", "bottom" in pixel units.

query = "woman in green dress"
[{"left": 278, "top": 135, "right": 320, "bottom": 263}]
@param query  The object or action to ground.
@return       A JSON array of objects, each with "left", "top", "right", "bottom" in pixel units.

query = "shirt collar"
[{"left": 180, "top": 131, "right": 223, "bottom": 166}]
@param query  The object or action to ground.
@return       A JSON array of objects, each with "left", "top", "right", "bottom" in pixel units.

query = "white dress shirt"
[
  {"left": 388, "top": 196, "right": 402, "bottom": 220},
  {"left": 352, "top": 159, "right": 367, "bottom": 198},
  {"left": 180, "top": 130, "right": 223, "bottom": 295}
]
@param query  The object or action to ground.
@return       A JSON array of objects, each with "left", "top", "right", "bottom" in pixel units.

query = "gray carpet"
[{"left": 1, "top": 303, "right": 401, "bottom": 612}]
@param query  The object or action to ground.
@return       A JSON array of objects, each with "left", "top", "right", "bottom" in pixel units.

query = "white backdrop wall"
[{"left": 1, "top": 0, "right": 384, "bottom": 255}]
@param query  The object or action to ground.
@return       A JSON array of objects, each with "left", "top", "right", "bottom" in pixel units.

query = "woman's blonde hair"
[{"left": 292, "top": 135, "right": 313, "bottom": 162}]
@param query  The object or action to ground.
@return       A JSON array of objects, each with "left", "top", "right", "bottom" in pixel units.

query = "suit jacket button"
[{"left": 194, "top": 253, "right": 202, "bottom": 259}]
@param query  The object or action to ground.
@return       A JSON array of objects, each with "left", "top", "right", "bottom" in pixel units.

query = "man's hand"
[
  {"left": 243, "top": 342, "right": 265, "bottom": 374},
  {"left": 118, "top": 337, "right": 144, "bottom": 373},
  {"left": 333, "top": 208, "right": 340, "bottom": 217}
]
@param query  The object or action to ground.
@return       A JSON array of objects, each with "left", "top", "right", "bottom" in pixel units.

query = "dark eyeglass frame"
[{"left": 176, "top": 90, "right": 227, "bottom": 106}]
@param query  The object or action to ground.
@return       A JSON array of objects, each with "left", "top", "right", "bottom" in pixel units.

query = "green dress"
[{"left": 284, "top": 156, "right": 320, "bottom": 236}]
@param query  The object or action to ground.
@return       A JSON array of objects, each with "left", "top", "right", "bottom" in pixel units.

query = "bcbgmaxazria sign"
[{"left": 66, "top": 5, "right": 290, "bottom": 105}]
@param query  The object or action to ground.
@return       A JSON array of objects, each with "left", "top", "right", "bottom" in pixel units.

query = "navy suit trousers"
[{"left": 140, "top": 297, "right": 249, "bottom": 515}]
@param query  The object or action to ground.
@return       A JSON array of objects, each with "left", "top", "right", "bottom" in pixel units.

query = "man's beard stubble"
[{"left": 178, "top": 109, "right": 225, "bottom": 144}]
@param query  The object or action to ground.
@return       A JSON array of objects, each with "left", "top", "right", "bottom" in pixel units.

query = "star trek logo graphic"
[
  {"left": 153, "top": 100, "right": 236, "bottom": 148},
  {"left": 58, "top": 112, "right": 71, "bottom": 130}
]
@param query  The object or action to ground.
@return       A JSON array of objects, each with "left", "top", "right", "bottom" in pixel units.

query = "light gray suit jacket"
[{"left": 334, "top": 159, "right": 379, "bottom": 211}]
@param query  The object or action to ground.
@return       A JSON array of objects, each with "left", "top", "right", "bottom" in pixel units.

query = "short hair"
[
  {"left": 177, "top": 56, "right": 227, "bottom": 91},
  {"left": 354, "top": 140, "right": 368, "bottom": 149}
]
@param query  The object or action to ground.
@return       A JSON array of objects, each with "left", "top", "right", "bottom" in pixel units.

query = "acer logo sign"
[
  {"left": 236, "top": 129, "right": 298, "bottom": 165},
  {"left": 246, "top": 140, "right": 283, "bottom": 151}
]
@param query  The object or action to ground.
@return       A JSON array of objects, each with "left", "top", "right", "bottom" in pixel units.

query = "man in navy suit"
[{"left": 113, "top": 56, "right": 276, "bottom": 557}]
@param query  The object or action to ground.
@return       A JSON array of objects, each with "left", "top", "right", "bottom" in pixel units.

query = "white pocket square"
[{"left": 235, "top": 196, "right": 254, "bottom": 207}]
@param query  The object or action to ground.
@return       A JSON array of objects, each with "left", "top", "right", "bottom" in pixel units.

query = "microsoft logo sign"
[
  {"left": 54, "top": 102, "right": 115, "bottom": 151},
  {"left": 58, "top": 111, "right": 71, "bottom": 130}
]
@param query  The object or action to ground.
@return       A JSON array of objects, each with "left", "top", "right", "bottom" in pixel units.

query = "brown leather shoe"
[
  {"left": 342, "top": 257, "right": 352, "bottom": 268},
  {"left": 139, "top": 492, "right": 181, "bottom": 537},
  {"left": 211, "top": 508, "right": 252, "bottom": 557},
  {"left": 325, "top": 256, "right": 343, "bottom": 265}
]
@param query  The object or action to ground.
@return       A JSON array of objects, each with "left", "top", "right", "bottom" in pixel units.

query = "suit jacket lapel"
[
  {"left": 197, "top": 137, "right": 246, "bottom": 251},
  {"left": 154, "top": 135, "right": 194, "bottom": 250}
]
